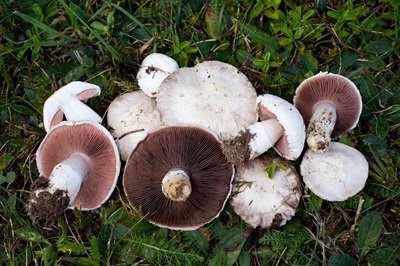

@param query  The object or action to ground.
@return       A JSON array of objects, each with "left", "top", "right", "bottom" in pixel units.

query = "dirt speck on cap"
[
  {"left": 222, "top": 129, "right": 254, "bottom": 166},
  {"left": 270, "top": 213, "right": 283, "bottom": 228},
  {"left": 26, "top": 176, "right": 70, "bottom": 226}
]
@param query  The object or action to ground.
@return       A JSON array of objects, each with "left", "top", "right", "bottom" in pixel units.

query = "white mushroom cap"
[
  {"left": 257, "top": 94, "right": 305, "bottom": 160},
  {"left": 107, "top": 91, "right": 163, "bottom": 160},
  {"left": 157, "top": 61, "right": 258, "bottom": 140},
  {"left": 300, "top": 142, "right": 369, "bottom": 201},
  {"left": 230, "top": 157, "right": 301, "bottom": 228},
  {"left": 43, "top": 81, "right": 102, "bottom": 132},
  {"left": 136, "top": 53, "right": 179, "bottom": 97}
]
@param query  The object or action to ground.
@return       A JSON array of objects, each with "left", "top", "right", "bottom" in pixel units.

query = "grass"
[{"left": 1, "top": 0, "right": 399, "bottom": 265}]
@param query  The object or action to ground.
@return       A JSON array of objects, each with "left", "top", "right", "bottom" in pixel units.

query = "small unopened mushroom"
[
  {"left": 223, "top": 94, "right": 305, "bottom": 165},
  {"left": 107, "top": 91, "right": 163, "bottom": 160},
  {"left": 136, "top": 53, "right": 179, "bottom": 97},
  {"left": 27, "top": 121, "right": 120, "bottom": 225},
  {"left": 157, "top": 61, "right": 257, "bottom": 141},
  {"left": 43, "top": 81, "right": 102, "bottom": 132},
  {"left": 300, "top": 142, "right": 368, "bottom": 201},
  {"left": 293, "top": 72, "right": 362, "bottom": 152},
  {"left": 230, "top": 157, "right": 301, "bottom": 228},
  {"left": 123, "top": 126, "right": 234, "bottom": 230}
]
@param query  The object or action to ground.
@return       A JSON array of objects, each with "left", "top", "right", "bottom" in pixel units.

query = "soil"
[
  {"left": 222, "top": 129, "right": 254, "bottom": 166},
  {"left": 26, "top": 176, "right": 70, "bottom": 226},
  {"left": 270, "top": 213, "right": 283, "bottom": 228}
]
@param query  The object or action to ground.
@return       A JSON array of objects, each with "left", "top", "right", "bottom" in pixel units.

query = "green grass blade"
[
  {"left": 368, "top": 145, "right": 388, "bottom": 176},
  {"left": 13, "top": 11, "right": 73, "bottom": 41},
  {"left": 107, "top": 2, "right": 151, "bottom": 36},
  {"left": 58, "top": 0, "right": 122, "bottom": 62}
]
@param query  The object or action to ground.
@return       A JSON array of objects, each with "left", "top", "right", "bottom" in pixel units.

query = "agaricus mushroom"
[
  {"left": 293, "top": 72, "right": 362, "bottom": 152},
  {"left": 300, "top": 142, "right": 368, "bottom": 201},
  {"left": 43, "top": 81, "right": 102, "bottom": 132},
  {"left": 136, "top": 53, "right": 179, "bottom": 97},
  {"left": 107, "top": 91, "right": 163, "bottom": 160},
  {"left": 123, "top": 126, "right": 234, "bottom": 230},
  {"left": 156, "top": 61, "right": 257, "bottom": 141},
  {"left": 230, "top": 157, "right": 301, "bottom": 228},
  {"left": 223, "top": 94, "right": 305, "bottom": 165},
  {"left": 27, "top": 121, "right": 120, "bottom": 225}
]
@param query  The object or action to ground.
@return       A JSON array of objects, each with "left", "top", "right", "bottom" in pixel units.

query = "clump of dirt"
[
  {"left": 26, "top": 176, "right": 69, "bottom": 226},
  {"left": 270, "top": 213, "right": 283, "bottom": 228},
  {"left": 222, "top": 129, "right": 254, "bottom": 166}
]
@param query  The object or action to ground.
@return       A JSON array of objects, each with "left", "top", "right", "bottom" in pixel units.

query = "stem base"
[{"left": 27, "top": 176, "right": 70, "bottom": 225}]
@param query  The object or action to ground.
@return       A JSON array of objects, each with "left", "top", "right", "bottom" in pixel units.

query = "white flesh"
[{"left": 248, "top": 119, "right": 284, "bottom": 159}]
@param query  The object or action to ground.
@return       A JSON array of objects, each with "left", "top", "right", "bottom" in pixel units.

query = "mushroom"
[
  {"left": 300, "top": 142, "right": 368, "bottom": 201},
  {"left": 123, "top": 126, "right": 234, "bottom": 230},
  {"left": 106, "top": 91, "right": 163, "bottom": 161},
  {"left": 230, "top": 157, "right": 301, "bottom": 228},
  {"left": 223, "top": 94, "right": 305, "bottom": 165},
  {"left": 293, "top": 72, "right": 362, "bottom": 152},
  {"left": 156, "top": 61, "right": 257, "bottom": 141},
  {"left": 43, "top": 81, "right": 102, "bottom": 132},
  {"left": 27, "top": 121, "right": 120, "bottom": 225},
  {"left": 136, "top": 53, "right": 179, "bottom": 97}
]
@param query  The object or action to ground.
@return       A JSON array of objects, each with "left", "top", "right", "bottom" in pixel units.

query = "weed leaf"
[
  {"left": 0, "top": 171, "right": 15, "bottom": 186},
  {"left": 368, "top": 247, "right": 399, "bottom": 266},
  {"left": 356, "top": 211, "right": 383, "bottom": 257},
  {"left": 15, "top": 228, "right": 50, "bottom": 245},
  {"left": 208, "top": 226, "right": 251, "bottom": 266},
  {"left": 328, "top": 254, "right": 357, "bottom": 266},
  {"left": 367, "top": 39, "right": 392, "bottom": 55},
  {"left": 183, "top": 230, "right": 210, "bottom": 257},
  {"left": 238, "top": 22, "right": 278, "bottom": 51},
  {"left": 97, "top": 224, "right": 112, "bottom": 257}
]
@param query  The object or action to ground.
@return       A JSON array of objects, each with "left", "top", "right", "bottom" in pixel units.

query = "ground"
[{"left": 0, "top": 0, "right": 399, "bottom": 265}]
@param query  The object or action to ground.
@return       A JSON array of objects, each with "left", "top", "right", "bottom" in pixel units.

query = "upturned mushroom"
[
  {"left": 156, "top": 61, "right": 257, "bottom": 141},
  {"left": 27, "top": 121, "right": 120, "bottom": 225},
  {"left": 293, "top": 72, "right": 362, "bottom": 152},
  {"left": 107, "top": 91, "right": 163, "bottom": 160},
  {"left": 300, "top": 142, "right": 368, "bottom": 201},
  {"left": 223, "top": 94, "right": 305, "bottom": 165},
  {"left": 43, "top": 81, "right": 102, "bottom": 132},
  {"left": 123, "top": 126, "right": 234, "bottom": 230},
  {"left": 136, "top": 53, "right": 179, "bottom": 97},
  {"left": 230, "top": 157, "right": 301, "bottom": 228}
]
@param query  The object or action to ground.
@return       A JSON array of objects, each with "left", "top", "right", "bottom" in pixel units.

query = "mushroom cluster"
[
  {"left": 29, "top": 53, "right": 369, "bottom": 231},
  {"left": 111, "top": 54, "right": 306, "bottom": 229},
  {"left": 106, "top": 54, "right": 369, "bottom": 230}
]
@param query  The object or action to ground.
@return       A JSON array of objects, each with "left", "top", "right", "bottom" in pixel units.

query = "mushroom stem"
[
  {"left": 248, "top": 119, "right": 284, "bottom": 159},
  {"left": 161, "top": 168, "right": 192, "bottom": 201},
  {"left": 306, "top": 102, "right": 337, "bottom": 152},
  {"left": 62, "top": 98, "right": 102, "bottom": 124},
  {"left": 27, "top": 153, "right": 90, "bottom": 224},
  {"left": 46, "top": 153, "right": 90, "bottom": 202}
]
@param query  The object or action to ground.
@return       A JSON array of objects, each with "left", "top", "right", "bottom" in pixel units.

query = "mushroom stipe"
[{"left": 123, "top": 126, "right": 234, "bottom": 230}]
